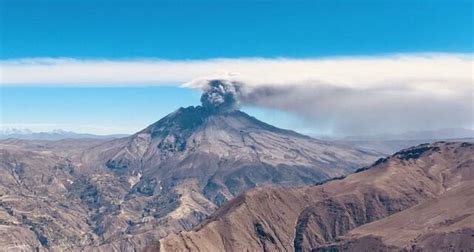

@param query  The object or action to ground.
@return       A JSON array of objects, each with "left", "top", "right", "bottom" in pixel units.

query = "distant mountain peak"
[
  {"left": 0, "top": 128, "right": 128, "bottom": 140},
  {"left": 0, "top": 128, "right": 34, "bottom": 135}
]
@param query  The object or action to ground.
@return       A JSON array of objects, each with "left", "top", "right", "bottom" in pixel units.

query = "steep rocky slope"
[
  {"left": 160, "top": 142, "right": 474, "bottom": 251},
  {"left": 317, "top": 183, "right": 474, "bottom": 251}
]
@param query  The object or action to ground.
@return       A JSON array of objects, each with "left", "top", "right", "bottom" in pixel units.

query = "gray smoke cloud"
[
  {"left": 200, "top": 79, "right": 242, "bottom": 112},
  {"left": 238, "top": 83, "right": 473, "bottom": 136},
  {"left": 196, "top": 78, "right": 473, "bottom": 136}
]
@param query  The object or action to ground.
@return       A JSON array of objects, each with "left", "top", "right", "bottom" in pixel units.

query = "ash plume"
[
  {"left": 200, "top": 79, "right": 242, "bottom": 112},
  {"left": 190, "top": 74, "right": 472, "bottom": 136}
]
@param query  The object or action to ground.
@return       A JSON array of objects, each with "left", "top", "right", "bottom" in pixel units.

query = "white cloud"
[
  {"left": 1, "top": 53, "right": 472, "bottom": 135},
  {"left": 0, "top": 53, "right": 471, "bottom": 88}
]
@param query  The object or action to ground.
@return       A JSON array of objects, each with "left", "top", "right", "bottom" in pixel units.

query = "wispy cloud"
[{"left": 1, "top": 53, "right": 472, "bottom": 135}]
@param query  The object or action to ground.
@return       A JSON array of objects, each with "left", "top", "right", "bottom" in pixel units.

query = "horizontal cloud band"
[
  {"left": 0, "top": 54, "right": 472, "bottom": 88},
  {"left": 1, "top": 53, "right": 472, "bottom": 135}
]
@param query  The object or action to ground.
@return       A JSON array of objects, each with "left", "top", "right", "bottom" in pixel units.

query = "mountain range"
[
  {"left": 317, "top": 128, "right": 474, "bottom": 155},
  {"left": 3, "top": 127, "right": 473, "bottom": 156},
  {"left": 0, "top": 129, "right": 128, "bottom": 140},
  {"left": 336, "top": 128, "right": 474, "bottom": 141},
  {"left": 0, "top": 104, "right": 378, "bottom": 251}
]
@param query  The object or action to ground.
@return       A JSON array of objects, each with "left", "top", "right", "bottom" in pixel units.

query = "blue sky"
[
  {"left": 1, "top": 0, "right": 472, "bottom": 59},
  {"left": 0, "top": 0, "right": 472, "bottom": 135}
]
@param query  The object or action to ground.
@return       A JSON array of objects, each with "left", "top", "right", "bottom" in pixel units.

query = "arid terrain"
[
  {"left": 160, "top": 142, "right": 474, "bottom": 251},
  {"left": 3, "top": 126, "right": 472, "bottom": 252},
  {"left": 2, "top": 0, "right": 472, "bottom": 251}
]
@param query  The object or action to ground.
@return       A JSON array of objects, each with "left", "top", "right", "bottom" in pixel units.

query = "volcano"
[
  {"left": 76, "top": 103, "right": 379, "bottom": 249},
  {"left": 99, "top": 105, "right": 377, "bottom": 201}
]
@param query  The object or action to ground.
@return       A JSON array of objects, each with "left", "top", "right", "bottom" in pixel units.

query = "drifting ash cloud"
[
  {"left": 1, "top": 53, "right": 472, "bottom": 135},
  {"left": 189, "top": 76, "right": 473, "bottom": 135},
  {"left": 247, "top": 84, "right": 472, "bottom": 135}
]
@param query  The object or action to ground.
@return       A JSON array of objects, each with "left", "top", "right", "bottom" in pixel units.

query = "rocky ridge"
[{"left": 159, "top": 142, "right": 474, "bottom": 251}]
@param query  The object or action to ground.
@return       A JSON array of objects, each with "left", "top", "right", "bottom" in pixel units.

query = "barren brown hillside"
[{"left": 160, "top": 142, "right": 474, "bottom": 252}]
